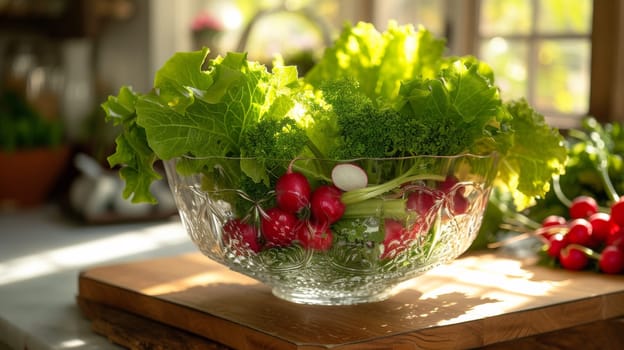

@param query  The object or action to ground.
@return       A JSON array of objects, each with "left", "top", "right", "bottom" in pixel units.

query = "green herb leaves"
[
  {"left": 103, "top": 48, "right": 307, "bottom": 202},
  {"left": 496, "top": 99, "right": 567, "bottom": 209},
  {"left": 102, "top": 22, "right": 566, "bottom": 208},
  {"left": 305, "top": 21, "right": 447, "bottom": 103}
]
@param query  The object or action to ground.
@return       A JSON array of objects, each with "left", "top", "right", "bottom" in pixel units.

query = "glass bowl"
[{"left": 164, "top": 154, "right": 499, "bottom": 305}]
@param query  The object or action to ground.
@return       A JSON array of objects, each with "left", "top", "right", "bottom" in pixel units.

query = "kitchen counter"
[{"left": 0, "top": 205, "right": 196, "bottom": 349}]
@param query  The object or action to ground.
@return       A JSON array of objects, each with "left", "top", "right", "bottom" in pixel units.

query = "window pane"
[
  {"left": 479, "top": 0, "right": 532, "bottom": 36},
  {"left": 479, "top": 38, "right": 528, "bottom": 101},
  {"left": 536, "top": 0, "right": 593, "bottom": 33},
  {"left": 534, "top": 39, "right": 590, "bottom": 114}
]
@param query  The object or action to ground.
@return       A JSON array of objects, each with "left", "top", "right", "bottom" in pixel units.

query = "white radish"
[{"left": 331, "top": 163, "right": 368, "bottom": 191}]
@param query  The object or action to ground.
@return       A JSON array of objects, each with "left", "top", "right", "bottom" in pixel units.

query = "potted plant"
[{"left": 0, "top": 90, "right": 69, "bottom": 208}]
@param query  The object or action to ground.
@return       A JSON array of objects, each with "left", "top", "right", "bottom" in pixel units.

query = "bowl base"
[{"left": 271, "top": 286, "right": 397, "bottom": 305}]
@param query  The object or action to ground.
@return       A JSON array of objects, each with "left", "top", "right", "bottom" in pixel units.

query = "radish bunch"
[
  {"left": 257, "top": 181, "right": 345, "bottom": 252},
  {"left": 223, "top": 164, "right": 347, "bottom": 254},
  {"left": 222, "top": 161, "right": 474, "bottom": 259},
  {"left": 538, "top": 195, "right": 624, "bottom": 274}
]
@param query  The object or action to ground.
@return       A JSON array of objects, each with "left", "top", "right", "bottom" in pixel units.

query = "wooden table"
[{"left": 77, "top": 252, "right": 624, "bottom": 349}]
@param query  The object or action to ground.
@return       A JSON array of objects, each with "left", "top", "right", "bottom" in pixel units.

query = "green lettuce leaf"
[
  {"left": 102, "top": 49, "right": 308, "bottom": 202},
  {"left": 393, "top": 58, "right": 505, "bottom": 156},
  {"left": 305, "top": 21, "right": 446, "bottom": 103},
  {"left": 305, "top": 21, "right": 566, "bottom": 206},
  {"left": 495, "top": 99, "right": 568, "bottom": 210},
  {"left": 103, "top": 86, "right": 161, "bottom": 203},
  {"left": 103, "top": 22, "right": 566, "bottom": 209},
  {"left": 137, "top": 50, "right": 269, "bottom": 160}
]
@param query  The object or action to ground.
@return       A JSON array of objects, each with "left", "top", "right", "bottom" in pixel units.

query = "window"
[{"left": 476, "top": 0, "right": 593, "bottom": 128}]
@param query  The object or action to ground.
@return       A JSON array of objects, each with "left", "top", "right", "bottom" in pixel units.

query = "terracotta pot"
[{"left": 0, "top": 146, "right": 70, "bottom": 208}]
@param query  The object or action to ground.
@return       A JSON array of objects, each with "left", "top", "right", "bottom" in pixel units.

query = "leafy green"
[
  {"left": 522, "top": 117, "right": 624, "bottom": 221},
  {"left": 103, "top": 48, "right": 314, "bottom": 202},
  {"left": 306, "top": 21, "right": 446, "bottom": 103},
  {"left": 476, "top": 117, "right": 621, "bottom": 249},
  {"left": 103, "top": 86, "right": 162, "bottom": 203},
  {"left": 305, "top": 23, "right": 565, "bottom": 207},
  {"left": 393, "top": 59, "right": 507, "bottom": 156},
  {"left": 136, "top": 50, "right": 266, "bottom": 160},
  {"left": 103, "top": 22, "right": 565, "bottom": 210},
  {"left": 494, "top": 99, "right": 567, "bottom": 210},
  {"left": 239, "top": 117, "right": 308, "bottom": 185},
  {"left": 319, "top": 78, "right": 400, "bottom": 159}
]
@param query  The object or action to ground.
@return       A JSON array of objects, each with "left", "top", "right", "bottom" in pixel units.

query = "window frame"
[
  {"left": 589, "top": 0, "right": 624, "bottom": 124},
  {"left": 448, "top": 0, "right": 623, "bottom": 127},
  {"left": 482, "top": 0, "right": 592, "bottom": 128}
]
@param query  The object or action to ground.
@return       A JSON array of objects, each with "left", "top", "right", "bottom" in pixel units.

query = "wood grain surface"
[{"left": 77, "top": 252, "right": 624, "bottom": 349}]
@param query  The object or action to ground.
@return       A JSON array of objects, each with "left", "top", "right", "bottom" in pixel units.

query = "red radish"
[
  {"left": 406, "top": 188, "right": 441, "bottom": 215},
  {"left": 297, "top": 221, "right": 333, "bottom": 251},
  {"left": 569, "top": 195, "right": 598, "bottom": 219},
  {"left": 275, "top": 170, "right": 311, "bottom": 214},
  {"left": 610, "top": 236, "right": 624, "bottom": 251},
  {"left": 610, "top": 197, "right": 624, "bottom": 227},
  {"left": 405, "top": 219, "right": 430, "bottom": 243},
  {"left": 331, "top": 163, "right": 368, "bottom": 191},
  {"left": 599, "top": 245, "right": 624, "bottom": 274},
  {"left": 438, "top": 175, "right": 465, "bottom": 194},
  {"left": 448, "top": 192, "right": 469, "bottom": 215},
  {"left": 559, "top": 246, "right": 589, "bottom": 270},
  {"left": 223, "top": 219, "right": 261, "bottom": 253},
  {"left": 260, "top": 207, "right": 299, "bottom": 247},
  {"left": 542, "top": 215, "right": 567, "bottom": 228},
  {"left": 539, "top": 215, "right": 567, "bottom": 239},
  {"left": 566, "top": 218, "right": 593, "bottom": 246},
  {"left": 380, "top": 219, "right": 416, "bottom": 259},
  {"left": 310, "top": 185, "right": 345, "bottom": 224},
  {"left": 546, "top": 233, "right": 568, "bottom": 258},
  {"left": 437, "top": 175, "right": 469, "bottom": 215},
  {"left": 607, "top": 229, "right": 624, "bottom": 247},
  {"left": 588, "top": 212, "right": 616, "bottom": 244}
]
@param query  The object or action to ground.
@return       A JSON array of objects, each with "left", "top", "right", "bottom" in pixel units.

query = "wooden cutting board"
[{"left": 77, "top": 252, "right": 624, "bottom": 349}]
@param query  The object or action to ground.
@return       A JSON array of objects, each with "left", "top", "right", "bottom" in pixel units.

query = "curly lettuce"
[
  {"left": 304, "top": 22, "right": 566, "bottom": 210},
  {"left": 495, "top": 99, "right": 568, "bottom": 209},
  {"left": 103, "top": 23, "right": 566, "bottom": 209},
  {"left": 305, "top": 21, "right": 446, "bottom": 103},
  {"left": 104, "top": 48, "right": 312, "bottom": 202}
]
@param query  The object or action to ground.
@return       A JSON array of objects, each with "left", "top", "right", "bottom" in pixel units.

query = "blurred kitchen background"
[{"left": 0, "top": 0, "right": 622, "bottom": 221}]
